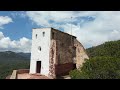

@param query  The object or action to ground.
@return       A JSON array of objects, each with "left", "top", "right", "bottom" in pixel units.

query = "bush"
[
  {"left": 69, "top": 57, "right": 120, "bottom": 79},
  {"left": 69, "top": 69, "right": 89, "bottom": 79}
]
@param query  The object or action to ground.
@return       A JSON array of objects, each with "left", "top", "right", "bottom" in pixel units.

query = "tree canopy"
[{"left": 70, "top": 40, "right": 120, "bottom": 79}]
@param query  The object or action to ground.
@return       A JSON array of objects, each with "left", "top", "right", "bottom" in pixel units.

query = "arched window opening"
[
  {"left": 36, "top": 34, "right": 37, "bottom": 39},
  {"left": 43, "top": 32, "right": 45, "bottom": 37},
  {"left": 38, "top": 46, "right": 41, "bottom": 51}
]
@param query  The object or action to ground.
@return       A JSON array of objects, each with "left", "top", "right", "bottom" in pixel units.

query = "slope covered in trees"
[
  {"left": 0, "top": 51, "right": 30, "bottom": 79},
  {"left": 86, "top": 40, "right": 120, "bottom": 58},
  {"left": 70, "top": 40, "right": 120, "bottom": 79}
]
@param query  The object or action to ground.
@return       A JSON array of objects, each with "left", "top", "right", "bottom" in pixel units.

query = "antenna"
[
  {"left": 71, "top": 17, "right": 72, "bottom": 45},
  {"left": 49, "top": 11, "right": 52, "bottom": 28}
]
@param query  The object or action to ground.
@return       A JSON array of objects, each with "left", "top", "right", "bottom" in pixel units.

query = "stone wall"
[
  {"left": 49, "top": 28, "right": 89, "bottom": 78},
  {"left": 17, "top": 69, "right": 29, "bottom": 74},
  {"left": 55, "top": 63, "right": 76, "bottom": 76},
  {"left": 74, "top": 39, "right": 89, "bottom": 69},
  {"left": 51, "top": 28, "right": 76, "bottom": 65},
  {"left": 10, "top": 70, "right": 17, "bottom": 79},
  {"left": 48, "top": 28, "right": 77, "bottom": 77},
  {"left": 48, "top": 40, "right": 56, "bottom": 78}
]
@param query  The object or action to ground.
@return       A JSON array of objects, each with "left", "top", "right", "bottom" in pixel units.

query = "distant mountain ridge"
[
  {"left": 17, "top": 52, "right": 31, "bottom": 59},
  {"left": 0, "top": 51, "right": 31, "bottom": 61},
  {"left": 86, "top": 40, "right": 120, "bottom": 58}
]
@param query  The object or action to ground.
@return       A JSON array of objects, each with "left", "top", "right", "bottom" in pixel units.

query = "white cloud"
[
  {"left": 0, "top": 16, "right": 13, "bottom": 29},
  {"left": 0, "top": 32, "right": 31, "bottom": 53},
  {"left": 11, "top": 11, "right": 26, "bottom": 18},
  {"left": 26, "top": 11, "right": 78, "bottom": 27},
  {"left": 0, "top": 32, "right": 4, "bottom": 39},
  {"left": 26, "top": 11, "right": 120, "bottom": 48}
]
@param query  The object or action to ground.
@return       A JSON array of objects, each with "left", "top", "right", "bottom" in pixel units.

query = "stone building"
[{"left": 30, "top": 27, "right": 89, "bottom": 79}]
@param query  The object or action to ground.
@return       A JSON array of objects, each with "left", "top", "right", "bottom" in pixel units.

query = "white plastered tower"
[{"left": 30, "top": 28, "right": 51, "bottom": 76}]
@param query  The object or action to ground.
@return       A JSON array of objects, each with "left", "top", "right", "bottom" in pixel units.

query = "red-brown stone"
[{"left": 55, "top": 63, "right": 76, "bottom": 76}]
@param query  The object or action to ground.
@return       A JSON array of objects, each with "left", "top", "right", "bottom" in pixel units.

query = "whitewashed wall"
[{"left": 30, "top": 28, "right": 51, "bottom": 76}]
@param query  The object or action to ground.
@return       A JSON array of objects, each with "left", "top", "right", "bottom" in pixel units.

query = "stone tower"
[{"left": 30, "top": 27, "right": 89, "bottom": 78}]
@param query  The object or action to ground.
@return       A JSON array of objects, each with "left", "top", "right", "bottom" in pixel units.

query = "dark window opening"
[
  {"left": 38, "top": 46, "right": 41, "bottom": 51},
  {"left": 36, "top": 34, "right": 37, "bottom": 39},
  {"left": 73, "top": 64, "right": 76, "bottom": 69},
  {"left": 43, "top": 32, "right": 45, "bottom": 37},
  {"left": 52, "top": 32, "right": 55, "bottom": 39}
]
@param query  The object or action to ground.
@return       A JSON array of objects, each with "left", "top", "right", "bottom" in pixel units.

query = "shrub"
[
  {"left": 69, "top": 57, "right": 120, "bottom": 79},
  {"left": 69, "top": 69, "right": 89, "bottom": 79}
]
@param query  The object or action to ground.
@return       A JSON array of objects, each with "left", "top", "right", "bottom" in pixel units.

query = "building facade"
[{"left": 30, "top": 28, "right": 89, "bottom": 78}]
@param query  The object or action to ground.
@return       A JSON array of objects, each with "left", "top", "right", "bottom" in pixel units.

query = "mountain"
[
  {"left": 17, "top": 52, "right": 31, "bottom": 59},
  {"left": 0, "top": 51, "right": 30, "bottom": 79},
  {"left": 86, "top": 40, "right": 120, "bottom": 58},
  {"left": 0, "top": 51, "right": 31, "bottom": 61}
]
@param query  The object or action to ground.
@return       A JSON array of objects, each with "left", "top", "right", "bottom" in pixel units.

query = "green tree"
[{"left": 70, "top": 57, "right": 120, "bottom": 79}]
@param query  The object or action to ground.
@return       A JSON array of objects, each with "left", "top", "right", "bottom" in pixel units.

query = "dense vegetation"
[
  {"left": 70, "top": 40, "right": 120, "bottom": 79},
  {"left": 70, "top": 57, "right": 120, "bottom": 79},
  {"left": 0, "top": 51, "right": 30, "bottom": 79},
  {"left": 86, "top": 40, "right": 120, "bottom": 58}
]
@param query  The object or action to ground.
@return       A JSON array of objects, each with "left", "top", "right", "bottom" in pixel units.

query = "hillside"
[
  {"left": 0, "top": 51, "right": 30, "bottom": 79},
  {"left": 70, "top": 40, "right": 120, "bottom": 79},
  {"left": 0, "top": 51, "right": 30, "bottom": 61},
  {"left": 17, "top": 52, "right": 31, "bottom": 59},
  {"left": 86, "top": 40, "right": 120, "bottom": 58}
]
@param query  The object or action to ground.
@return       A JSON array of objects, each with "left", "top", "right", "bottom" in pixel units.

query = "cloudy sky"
[{"left": 0, "top": 11, "right": 120, "bottom": 53}]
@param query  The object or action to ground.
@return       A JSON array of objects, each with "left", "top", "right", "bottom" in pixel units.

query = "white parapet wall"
[{"left": 10, "top": 70, "right": 17, "bottom": 79}]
